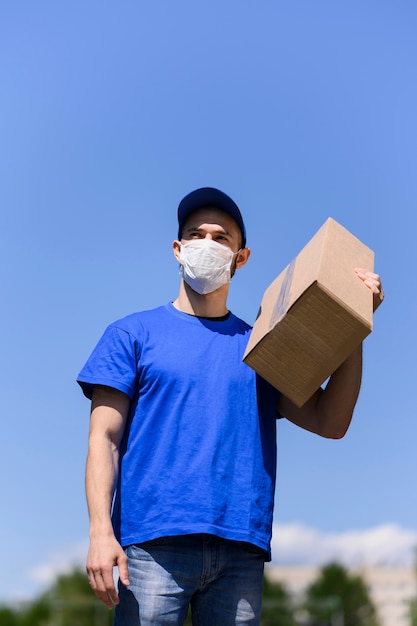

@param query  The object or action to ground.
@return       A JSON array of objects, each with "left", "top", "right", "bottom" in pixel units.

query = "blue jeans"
[{"left": 113, "top": 534, "right": 265, "bottom": 626}]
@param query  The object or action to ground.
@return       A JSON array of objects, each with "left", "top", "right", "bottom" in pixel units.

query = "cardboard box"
[{"left": 243, "top": 218, "right": 374, "bottom": 407}]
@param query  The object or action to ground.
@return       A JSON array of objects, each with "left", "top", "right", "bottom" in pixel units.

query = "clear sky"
[{"left": 1, "top": 0, "right": 416, "bottom": 602}]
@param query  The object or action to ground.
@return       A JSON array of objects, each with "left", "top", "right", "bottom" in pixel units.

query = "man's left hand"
[{"left": 355, "top": 268, "right": 384, "bottom": 312}]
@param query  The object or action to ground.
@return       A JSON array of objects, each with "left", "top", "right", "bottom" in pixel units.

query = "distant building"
[{"left": 265, "top": 564, "right": 417, "bottom": 626}]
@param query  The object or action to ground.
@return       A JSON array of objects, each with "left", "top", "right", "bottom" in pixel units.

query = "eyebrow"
[{"left": 183, "top": 225, "right": 232, "bottom": 237}]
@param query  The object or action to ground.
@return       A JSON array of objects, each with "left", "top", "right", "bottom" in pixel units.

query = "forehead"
[{"left": 182, "top": 207, "right": 240, "bottom": 236}]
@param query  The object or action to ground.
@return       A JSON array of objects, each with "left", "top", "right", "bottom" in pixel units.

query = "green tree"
[
  {"left": 0, "top": 607, "right": 19, "bottom": 626},
  {"left": 43, "top": 569, "right": 113, "bottom": 626},
  {"left": 410, "top": 597, "right": 417, "bottom": 626},
  {"left": 409, "top": 548, "right": 417, "bottom": 626},
  {"left": 18, "top": 598, "right": 50, "bottom": 626},
  {"left": 261, "top": 576, "right": 297, "bottom": 626},
  {"left": 304, "top": 562, "right": 379, "bottom": 626},
  {"left": 15, "top": 569, "right": 112, "bottom": 626}
]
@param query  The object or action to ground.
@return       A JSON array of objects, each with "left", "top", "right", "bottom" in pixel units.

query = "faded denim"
[{"left": 113, "top": 534, "right": 265, "bottom": 626}]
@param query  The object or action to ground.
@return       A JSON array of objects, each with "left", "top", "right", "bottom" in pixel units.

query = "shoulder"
[{"left": 108, "top": 304, "right": 169, "bottom": 335}]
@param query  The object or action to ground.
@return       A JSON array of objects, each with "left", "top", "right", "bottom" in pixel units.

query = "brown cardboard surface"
[{"left": 243, "top": 218, "right": 374, "bottom": 407}]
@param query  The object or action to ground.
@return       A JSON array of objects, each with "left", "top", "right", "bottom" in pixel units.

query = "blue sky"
[{"left": 1, "top": 1, "right": 416, "bottom": 602}]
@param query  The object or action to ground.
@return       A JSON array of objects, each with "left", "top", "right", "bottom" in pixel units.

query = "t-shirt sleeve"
[{"left": 77, "top": 325, "right": 138, "bottom": 400}]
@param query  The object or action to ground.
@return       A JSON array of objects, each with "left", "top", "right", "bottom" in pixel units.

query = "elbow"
[
  {"left": 320, "top": 410, "right": 353, "bottom": 440},
  {"left": 325, "top": 428, "right": 348, "bottom": 440}
]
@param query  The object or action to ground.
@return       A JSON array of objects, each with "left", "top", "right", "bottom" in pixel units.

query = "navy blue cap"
[{"left": 177, "top": 187, "right": 246, "bottom": 248}]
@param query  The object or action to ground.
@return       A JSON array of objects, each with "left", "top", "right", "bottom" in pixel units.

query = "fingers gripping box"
[{"left": 243, "top": 218, "right": 374, "bottom": 407}]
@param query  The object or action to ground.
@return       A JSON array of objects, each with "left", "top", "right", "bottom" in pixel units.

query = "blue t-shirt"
[{"left": 77, "top": 302, "right": 280, "bottom": 555}]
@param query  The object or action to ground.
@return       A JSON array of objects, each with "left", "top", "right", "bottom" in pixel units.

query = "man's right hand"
[{"left": 86, "top": 535, "right": 130, "bottom": 609}]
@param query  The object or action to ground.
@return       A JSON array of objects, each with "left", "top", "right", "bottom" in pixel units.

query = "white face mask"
[{"left": 179, "top": 239, "right": 235, "bottom": 295}]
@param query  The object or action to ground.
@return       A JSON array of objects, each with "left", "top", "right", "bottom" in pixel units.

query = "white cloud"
[
  {"left": 29, "top": 540, "right": 88, "bottom": 587},
  {"left": 270, "top": 522, "right": 417, "bottom": 568}
]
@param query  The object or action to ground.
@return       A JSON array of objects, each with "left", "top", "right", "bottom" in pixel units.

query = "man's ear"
[
  {"left": 172, "top": 240, "right": 181, "bottom": 261},
  {"left": 235, "top": 247, "right": 251, "bottom": 270}
]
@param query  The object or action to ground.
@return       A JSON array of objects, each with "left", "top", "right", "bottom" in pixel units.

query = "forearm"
[
  {"left": 85, "top": 432, "right": 119, "bottom": 537},
  {"left": 316, "top": 343, "right": 362, "bottom": 438},
  {"left": 86, "top": 386, "right": 129, "bottom": 533},
  {"left": 85, "top": 436, "right": 129, "bottom": 608},
  {"left": 280, "top": 344, "right": 363, "bottom": 439}
]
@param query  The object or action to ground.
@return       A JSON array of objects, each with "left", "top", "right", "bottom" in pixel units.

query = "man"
[{"left": 77, "top": 187, "right": 383, "bottom": 625}]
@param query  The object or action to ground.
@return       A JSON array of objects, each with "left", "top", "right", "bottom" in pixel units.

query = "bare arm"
[
  {"left": 279, "top": 344, "right": 362, "bottom": 438},
  {"left": 278, "top": 269, "right": 384, "bottom": 439},
  {"left": 85, "top": 385, "right": 131, "bottom": 608}
]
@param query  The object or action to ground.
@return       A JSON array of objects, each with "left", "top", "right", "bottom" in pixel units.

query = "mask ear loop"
[{"left": 230, "top": 248, "right": 243, "bottom": 277}]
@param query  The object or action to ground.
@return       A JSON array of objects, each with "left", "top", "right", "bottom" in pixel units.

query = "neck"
[{"left": 173, "top": 281, "right": 230, "bottom": 318}]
